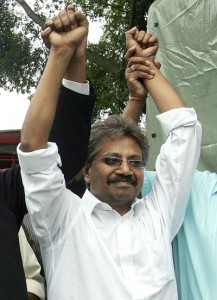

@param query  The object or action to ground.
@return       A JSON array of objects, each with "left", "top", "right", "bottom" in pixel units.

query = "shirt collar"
[
  {"left": 132, "top": 198, "right": 145, "bottom": 219},
  {"left": 81, "top": 189, "right": 113, "bottom": 215},
  {"left": 212, "top": 183, "right": 217, "bottom": 195},
  {"left": 82, "top": 189, "right": 145, "bottom": 218}
]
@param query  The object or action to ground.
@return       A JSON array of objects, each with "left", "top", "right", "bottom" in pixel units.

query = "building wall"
[{"left": 0, "top": 131, "right": 20, "bottom": 169}]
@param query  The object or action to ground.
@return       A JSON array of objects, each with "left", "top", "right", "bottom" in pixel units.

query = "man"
[
  {"left": 141, "top": 171, "right": 217, "bottom": 300},
  {"left": 18, "top": 9, "right": 201, "bottom": 299},
  {"left": 124, "top": 28, "right": 217, "bottom": 300},
  {"left": 0, "top": 7, "right": 94, "bottom": 300}
]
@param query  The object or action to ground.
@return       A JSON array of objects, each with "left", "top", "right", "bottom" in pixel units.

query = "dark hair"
[{"left": 86, "top": 115, "right": 149, "bottom": 165}]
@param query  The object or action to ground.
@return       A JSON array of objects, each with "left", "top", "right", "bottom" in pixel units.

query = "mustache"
[{"left": 108, "top": 176, "right": 137, "bottom": 186}]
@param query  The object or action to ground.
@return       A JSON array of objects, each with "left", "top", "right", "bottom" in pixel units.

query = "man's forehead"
[{"left": 97, "top": 136, "right": 142, "bottom": 157}]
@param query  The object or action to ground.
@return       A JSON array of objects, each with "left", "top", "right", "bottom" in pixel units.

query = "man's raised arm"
[
  {"left": 48, "top": 5, "right": 95, "bottom": 182},
  {"left": 20, "top": 10, "right": 88, "bottom": 152}
]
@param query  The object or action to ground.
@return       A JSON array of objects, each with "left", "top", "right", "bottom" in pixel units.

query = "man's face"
[{"left": 84, "top": 136, "right": 144, "bottom": 215}]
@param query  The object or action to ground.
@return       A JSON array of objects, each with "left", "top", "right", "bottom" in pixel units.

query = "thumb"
[
  {"left": 154, "top": 59, "right": 161, "bottom": 70},
  {"left": 124, "top": 46, "right": 137, "bottom": 61},
  {"left": 44, "top": 19, "right": 54, "bottom": 30},
  {"left": 144, "top": 45, "right": 159, "bottom": 57},
  {"left": 125, "top": 26, "right": 137, "bottom": 37},
  {"left": 41, "top": 27, "right": 52, "bottom": 49}
]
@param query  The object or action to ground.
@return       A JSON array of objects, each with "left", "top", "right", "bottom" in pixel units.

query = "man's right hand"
[
  {"left": 41, "top": 6, "right": 88, "bottom": 57},
  {"left": 69, "top": 7, "right": 88, "bottom": 59}
]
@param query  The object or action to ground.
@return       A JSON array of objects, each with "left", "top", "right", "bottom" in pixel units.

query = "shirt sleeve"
[
  {"left": 19, "top": 227, "right": 45, "bottom": 300},
  {"left": 146, "top": 107, "right": 202, "bottom": 240},
  {"left": 17, "top": 143, "right": 80, "bottom": 246}
]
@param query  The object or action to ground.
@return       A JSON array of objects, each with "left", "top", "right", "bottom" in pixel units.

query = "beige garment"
[{"left": 19, "top": 227, "right": 45, "bottom": 300}]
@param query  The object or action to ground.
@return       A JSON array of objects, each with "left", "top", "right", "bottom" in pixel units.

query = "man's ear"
[{"left": 84, "top": 164, "right": 90, "bottom": 184}]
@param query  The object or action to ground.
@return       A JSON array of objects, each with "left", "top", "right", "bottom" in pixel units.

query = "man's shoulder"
[
  {"left": 193, "top": 169, "right": 217, "bottom": 181},
  {"left": 0, "top": 164, "right": 21, "bottom": 185},
  {"left": 192, "top": 169, "right": 217, "bottom": 193}
]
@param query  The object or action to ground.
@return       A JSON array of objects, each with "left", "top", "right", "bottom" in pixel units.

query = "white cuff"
[
  {"left": 156, "top": 107, "right": 197, "bottom": 135},
  {"left": 62, "top": 79, "right": 90, "bottom": 95}
]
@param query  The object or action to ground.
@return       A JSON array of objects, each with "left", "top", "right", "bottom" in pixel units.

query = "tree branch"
[
  {"left": 15, "top": 0, "right": 44, "bottom": 28},
  {"left": 129, "top": 0, "right": 137, "bottom": 29},
  {"left": 86, "top": 49, "right": 122, "bottom": 73},
  {"left": 15, "top": 0, "right": 121, "bottom": 73}
]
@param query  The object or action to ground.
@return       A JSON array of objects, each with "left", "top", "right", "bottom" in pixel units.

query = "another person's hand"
[
  {"left": 125, "top": 55, "right": 155, "bottom": 99},
  {"left": 125, "top": 27, "right": 158, "bottom": 61}
]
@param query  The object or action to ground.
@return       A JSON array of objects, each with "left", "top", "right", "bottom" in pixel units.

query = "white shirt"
[{"left": 18, "top": 107, "right": 201, "bottom": 300}]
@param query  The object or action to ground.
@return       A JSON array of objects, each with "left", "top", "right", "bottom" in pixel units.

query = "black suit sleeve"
[
  {"left": 0, "top": 86, "right": 94, "bottom": 226},
  {"left": 0, "top": 166, "right": 28, "bottom": 299},
  {"left": 0, "top": 165, "right": 27, "bottom": 228},
  {"left": 49, "top": 85, "right": 95, "bottom": 183}
]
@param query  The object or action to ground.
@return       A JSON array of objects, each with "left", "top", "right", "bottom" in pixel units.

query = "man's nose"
[{"left": 116, "top": 160, "right": 133, "bottom": 175}]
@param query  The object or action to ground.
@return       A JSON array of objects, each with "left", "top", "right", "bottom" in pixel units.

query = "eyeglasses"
[{"left": 101, "top": 156, "right": 145, "bottom": 169}]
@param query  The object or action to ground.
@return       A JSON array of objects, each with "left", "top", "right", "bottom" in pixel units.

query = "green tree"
[{"left": 1, "top": 0, "right": 154, "bottom": 117}]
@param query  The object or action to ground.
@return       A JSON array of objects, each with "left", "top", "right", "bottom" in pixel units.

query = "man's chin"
[{"left": 110, "top": 190, "right": 136, "bottom": 204}]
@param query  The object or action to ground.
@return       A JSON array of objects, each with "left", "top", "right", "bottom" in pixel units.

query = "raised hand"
[
  {"left": 125, "top": 27, "right": 158, "bottom": 61},
  {"left": 41, "top": 6, "right": 88, "bottom": 57},
  {"left": 41, "top": 5, "right": 76, "bottom": 49},
  {"left": 125, "top": 55, "right": 155, "bottom": 99},
  {"left": 70, "top": 8, "right": 88, "bottom": 59}
]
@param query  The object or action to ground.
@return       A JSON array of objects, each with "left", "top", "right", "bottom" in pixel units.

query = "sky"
[{"left": 0, "top": 21, "right": 102, "bottom": 131}]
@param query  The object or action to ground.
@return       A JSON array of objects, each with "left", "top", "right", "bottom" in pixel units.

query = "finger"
[
  {"left": 154, "top": 59, "right": 161, "bottom": 69},
  {"left": 52, "top": 14, "right": 64, "bottom": 32},
  {"left": 133, "top": 27, "right": 139, "bottom": 41},
  {"left": 148, "top": 35, "right": 159, "bottom": 47},
  {"left": 75, "top": 10, "right": 89, "bottom": 28},
  {"left": 139, "top": 45, "right": 159, "bottom": 59},
  {"left": 126, "top": 67, "right": 154, "bottom": 80},
  {"left": 59, "top": 10, "right": 76, "bottom": 31},
  {"left": 129, "top": 64, "right": 136, "bottom": 72},
  {"left": 135, "top": 63, "right": 155, "bottom": 75},
  {"left": 127, "top": 56, "right": 151, "bottom": 67},
  {"left": 125, "top": 26, "right": 137, "bottom": 37},
  {"left": 41, "top": 27, "right": 52, "bottom": 49},
  {"left": 136, "top": 30, "right": 146, "bottom": 46},
  {"left": 61, "top": 10, "right": 77, "bottom": 31},
  {"left": 67, "top": 9, "right": 77, "bottom": 30},
  {"left": 141, "top": 32, "right": 152, "bottom": 49},
  {"left": 41, "top": 26, "right": 52, "bottom": 38},
  {"left": 149, "top": 45, "right": 159, "bottom": 56},
  {"left": 128, "top": 63, "right": 155, "bottom": 76},
  {"left": 135, "top": 71, "right": 154, "bottom": 79},
  {"left": 44, "top": 19, "right": 54, "bottom": 30},
  {"left": 62, "top": 11, "right": 88, "bottom": 45},
  {"left": 124, "top": 46, "right": 137, "bottom": 60},
  {"left": 66, "top": 4, "right": 75, "bottom": 11}
]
